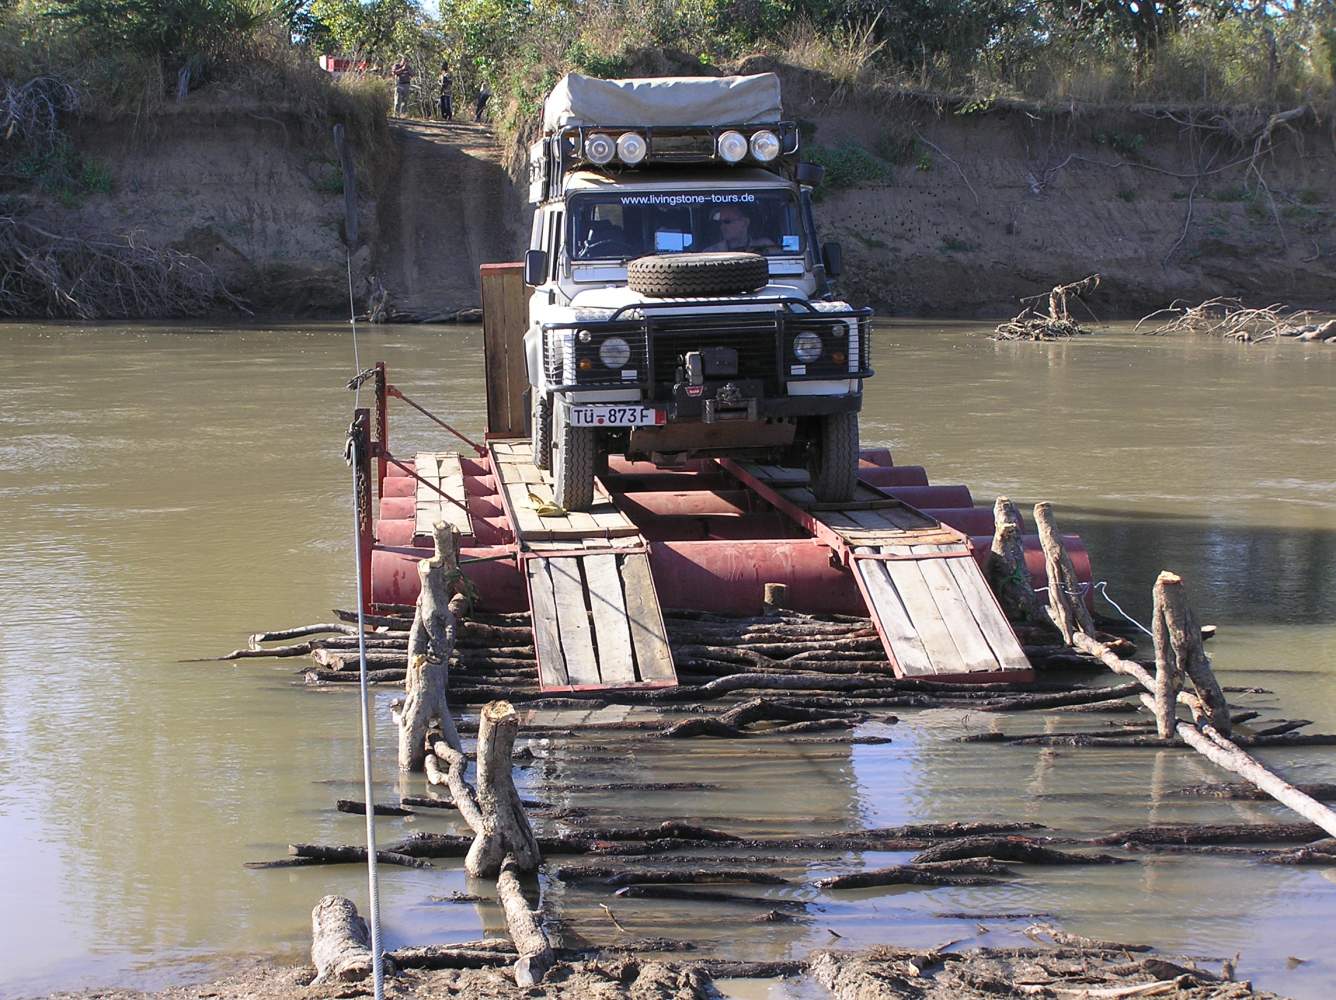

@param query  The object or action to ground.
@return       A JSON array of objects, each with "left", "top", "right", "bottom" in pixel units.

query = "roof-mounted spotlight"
[
  {"left": 616, "top": 132, "right": 647, "bottom": 164},
  {"left": 584, "top": 133, "right": 615, "bottom": 165},
  {"left": 716, "top": 130, "right": 747, "bottom": 164},
  {"left": 749, "top": 129, "right": 780, "bottom": 162}
]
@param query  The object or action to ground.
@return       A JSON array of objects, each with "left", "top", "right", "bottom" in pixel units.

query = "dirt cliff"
[{"left": 17, "top": 81, "right": 1336, "bottom": 320}]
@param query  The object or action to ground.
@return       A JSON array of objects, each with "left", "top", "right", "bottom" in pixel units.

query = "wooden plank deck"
[
  {"left": 490, "top": 439, "right": 639, "bottom": 544},
  {"left": 724, "top": 459, "right": 1030, "bottom": 682},
  {"left": 414, "top": 451, "right": 473, "bottom": 538},
  {"left": 489, "top": 438, "right": 677, "bottom": 692}
]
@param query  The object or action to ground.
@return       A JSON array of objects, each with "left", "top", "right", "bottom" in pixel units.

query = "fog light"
[
  {"left": 750, "top": 130, "right": 780, "bottom": 162},
  {"left": 599, "top": 336, "right": 631, "bottom": 368},
  {"left": 616, "top": 132, "right": 647, "bottom": 164},
  {"left": 716, "top": 130, "right": 747, "bottom": 163},
  {"left": 793, "top": 332, "right": 823, "bottom": 362},
  {"left": 584, "top": 133, "right": 615, "bottom": 165}
]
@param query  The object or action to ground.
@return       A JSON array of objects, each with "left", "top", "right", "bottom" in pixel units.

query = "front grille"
[{"left": 647, "top": 312, "right": 781, "bottom": 394}]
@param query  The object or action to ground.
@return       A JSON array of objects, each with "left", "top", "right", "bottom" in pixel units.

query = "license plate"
[{"left": 569, "top": 405, "right": 664, "bottom": 427}]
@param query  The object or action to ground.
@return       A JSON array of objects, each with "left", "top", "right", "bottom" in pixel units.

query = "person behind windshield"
[{"left": 705, "top": 205, "right": 776, "bottom": 253}]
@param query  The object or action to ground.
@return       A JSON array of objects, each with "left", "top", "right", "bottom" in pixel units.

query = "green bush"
[{"left": 804, "top": 142, "right": 893, "bottom": 191}]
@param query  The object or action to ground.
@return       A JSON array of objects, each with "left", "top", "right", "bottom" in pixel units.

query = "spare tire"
[{"left": 628, "top": 252, "right": 769, "bottom": 298}]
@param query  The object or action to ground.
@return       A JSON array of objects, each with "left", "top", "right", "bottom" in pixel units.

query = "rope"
[
  {"left": 345, "top": 244, "right": 384, "bottom": 1000},
  {"left": 1035, "top": 579, "right": 1154, "bottom": 638}
]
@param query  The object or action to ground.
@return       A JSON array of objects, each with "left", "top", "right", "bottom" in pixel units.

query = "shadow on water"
[{"left": 1058, "top": 506, "right": 1336, "bottom": 626}]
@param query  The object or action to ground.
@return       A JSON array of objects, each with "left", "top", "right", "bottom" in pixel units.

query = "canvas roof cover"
[{"left": 543, "top": 73, "right": 782, "bottom": 130}]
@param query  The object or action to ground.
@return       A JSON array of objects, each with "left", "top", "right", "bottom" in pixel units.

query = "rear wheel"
[
  {"left": 531, "top": 393, "right": 552, "bottom": 471},
  {"left": 552, "top": 403, "right": 595, "bottom": 512},
  {"left": 808, "top": 412, "right": 859, "bottom": 503}
]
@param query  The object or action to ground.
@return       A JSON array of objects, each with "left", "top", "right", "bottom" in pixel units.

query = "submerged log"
[
  {"left": 613, "top": 885, "right": 806, "bottom": 907},
  {"left": 554, "top": 864, "right": 790, "bottom": 887},
  {"left": 1092, "top": 822, "right": 1327, "bottom": 846},
  {"left": 911, "top": 836, "right": 1127, "bottom": 866},
  {"left": 817, "top": 858, "right": 1015, "bottom": 889}
]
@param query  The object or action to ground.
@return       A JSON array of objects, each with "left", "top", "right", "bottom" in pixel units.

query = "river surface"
[{"left": 0, "top": 321, "right": 1333, "bottom": 998}]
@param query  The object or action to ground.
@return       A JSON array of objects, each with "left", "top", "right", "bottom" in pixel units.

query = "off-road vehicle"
[{"left": 523, "top": 72, "right": 872, "bottom": 511}]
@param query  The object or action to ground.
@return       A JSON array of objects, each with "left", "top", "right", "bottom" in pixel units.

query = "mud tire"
[
  {"left": 531, "top": 393, "right": 552, "bottom": 471},
  {"left": 552, "top": 403, "right": 595, "bottom": 512},
  {"left": 809, "top": 412, "right": 859, "bottom": 503},
  {"left": 628, "top": 252, "right": 769, "bottom": 298}
]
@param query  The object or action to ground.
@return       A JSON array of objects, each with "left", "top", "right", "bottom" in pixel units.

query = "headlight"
[
  {"left": 750, "top": 130, "right": 780, "bottom": 162},
  {"left": 716, "top": 130, "right": 747, "bottom": 163},
  {"left": 793, "top": 332, "right": 823, "bottom": 362},
  {"left": 598, "top": 336, "right": 631, "bottom": 368},
  {"left": 617, "top": 132, "right": 647, "bottom": 164},
  {"left": 584, "top": 133, "right": 615, "bottom": 165}
]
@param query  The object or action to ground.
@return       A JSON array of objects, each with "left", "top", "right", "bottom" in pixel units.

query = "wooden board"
[
  {"left": 525, "top": 559, "right": 568, "bottom": 688},
  {"left": 852, "top": 543, "right": 1031, "bottom": 680},
  {"left": 481, "top": 263, "right": 529, "bottom": 437},
  {"left": 414, "top": 451, "right": 473, "bottom": 538},
  {"left": 619, "top": 552, "right": 677, "bottom": 682},
  {"left": 547, "top": 556, "right": 600, "bottom": 687},
  {"left": 527, "top": 551, "right": 678, "bottom": 691},
  {"left": 583, "top": 554, "right": 637, "bottom": 685}
]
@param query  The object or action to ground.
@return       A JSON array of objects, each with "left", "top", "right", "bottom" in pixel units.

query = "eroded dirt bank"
[{"left": 16, "top": 78, "right": 1336, "bottom": 319}]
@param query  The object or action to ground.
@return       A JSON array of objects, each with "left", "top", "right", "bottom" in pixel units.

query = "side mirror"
[
  {"left": 822, "top": 241, "right": 843, "bottom": 278},
  {"left": 524, "top": 249, "right": 547, "bottom": 286},
  {"left": 796, "top": 161, "right": 825, "bottom": 187}
]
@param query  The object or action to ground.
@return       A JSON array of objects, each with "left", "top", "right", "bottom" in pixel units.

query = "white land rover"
[{"left": 522, "top": 72, "right": 873, "bottom": 511}]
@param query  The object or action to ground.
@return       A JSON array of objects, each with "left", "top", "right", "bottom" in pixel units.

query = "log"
[
  {"left": 1150, "top": 577, "right": 1181, "bottom": 738},
  {"left": 310, "top": 895, "right": 391, "bottom": 983},
  {"left": 553, "top": 864, "right": 790, "bottom": 887},
  {"left": 817, "top": 858, "right": 1015, "bottom": 889},
  {"left": 336, "top": 799, "right": 414, "bottom": 816},
  {"left": 1174, "top": 781, "right": 1336, "bottom": 801},
  {"left": 912, "top": 836, "right": 1127, "bottom": 865},
  {"left": 1092, "top": 822, "right": 1326, "bottom": 846},
  {"left": 976, "top": 681, "right": 1142, "bottom": 712},
  {"left": 399, "top": 522, "right": 463, "bottom": 771},
  {"left": 1156, "top": 572, "right": 1231, "bottom": 735},
  {"left": 497, "top": 855, "right": 554, "bottom": 987},
  {"left": 389, "top": 943, "right": 515, "bottom": 969},
  {"left": 289, "top": 844, "right": 432, "bottom": 867},
  {"left": 251, "top": 622, "right": 359, "bottom": 646},
  {"left": 1173, "top": 722, "right": 1336, "bottom": 838},
  {"left": 763, "top": 582, "right": 788, "bottom": 614},
  {"left": 988, "top": 498, "right": 1044, "bottom": 622},
  {"left": 613, "top": 885, "right": 806, "bottom": 907},
  {"left": 471, "top": 701, "right": 541, "bottom": 875},
  {"left": 1033, "top": 502, "right": 1095, "bottom": 643}
]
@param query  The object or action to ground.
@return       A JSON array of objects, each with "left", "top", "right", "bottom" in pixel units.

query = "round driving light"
[
  {"left": 598, "top": 336, "right": 631, "bottom": 368},
  {"left": 750, "top": 129, "right": 780, "bottom": 162},
  {"left": 616, "top": 132, "right": 647, "bottom": 165},
  {"left": 793, "top": 332, "right": 823, "bottom": 362},
  {"left": 716, "top": 130, "right": 747, "bottom": 163},
  {"left": 577, "top": 329, "right": 592, "bottom": 343},
  {"left": 584, "top": 133, "right": 615, "bottom": 165}
]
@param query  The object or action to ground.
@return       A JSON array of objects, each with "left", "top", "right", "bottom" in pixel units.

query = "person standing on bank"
[
  {"left": 391, "top": 55, "right": 415, "bottom": 116},
  {"left": 474, "top": 80, "right": 491, "bottom": 122},
  {"left": 438, "top": 63, "right": 453, "bottom": 120}
]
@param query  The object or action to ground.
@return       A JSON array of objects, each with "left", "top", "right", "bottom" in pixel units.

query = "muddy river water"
[{"left": 0, "top": 321, "right": 1333, "bottom": 998}]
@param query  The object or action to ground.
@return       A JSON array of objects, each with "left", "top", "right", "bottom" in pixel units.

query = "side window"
[
  {"left": 548, "top": 211, "right": 563, "bottom": 280},
  {"left": 531, "top": 210, "right": 545, "bottom": 252}
]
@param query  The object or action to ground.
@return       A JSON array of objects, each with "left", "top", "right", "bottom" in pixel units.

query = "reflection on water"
[{"left": 0, "top": 321, "right": 1332, "bottom": 998}]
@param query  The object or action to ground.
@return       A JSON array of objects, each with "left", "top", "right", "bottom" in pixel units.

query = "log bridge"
[{"left": 355, "top": 264, "right": 1092, "bottom": 691}]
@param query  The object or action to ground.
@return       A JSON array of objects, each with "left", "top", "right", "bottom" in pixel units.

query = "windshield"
[{"left": 568, "top": 190, "right": 805, "bottom": 261}]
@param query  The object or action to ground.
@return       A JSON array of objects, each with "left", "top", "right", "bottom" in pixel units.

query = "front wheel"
[
  {"left": 531, "top": 393, "right": 552, "bottom": 471},
  {"left": 552, "top": 403, "right": 595, "bottom": 512},
  {"left": 808, "top": 412, "right": 859, "bottom": 503}
]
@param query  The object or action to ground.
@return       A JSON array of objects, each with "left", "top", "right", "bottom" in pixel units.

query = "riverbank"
[{"left": 4, "top": 62, "right": 1333, "bottom": 322}]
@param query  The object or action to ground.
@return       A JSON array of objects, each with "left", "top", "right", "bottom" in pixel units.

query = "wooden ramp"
[
  {"left": 415, "top": 451, "right": 474, "bottom": 539},
  {"left": 491, "top": 439, "right": 677, "bottom": 693},
  {"left": 721, "top": 461, "right": 1032, "bottom": 683}
]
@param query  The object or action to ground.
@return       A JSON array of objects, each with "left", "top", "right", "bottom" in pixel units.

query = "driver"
[{"left": 705, "top": 205, "right": 776, "bottom": 253}]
